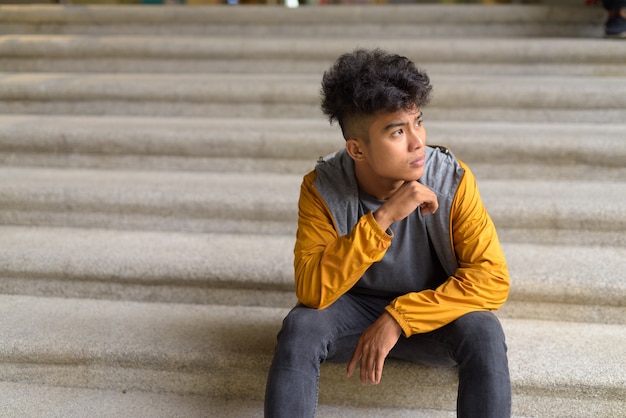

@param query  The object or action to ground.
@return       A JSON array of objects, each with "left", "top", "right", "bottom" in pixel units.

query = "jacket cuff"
[
  {"left": 385, "top": 305, "right": 412, "bottom": 338},
  {"left": 365, "top": 211, "right": 393, "bottom": 240}
]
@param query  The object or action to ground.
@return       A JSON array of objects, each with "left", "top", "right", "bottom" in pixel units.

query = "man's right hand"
[{"left": 374, "top": 181, "right": 438, "bottom": 231}]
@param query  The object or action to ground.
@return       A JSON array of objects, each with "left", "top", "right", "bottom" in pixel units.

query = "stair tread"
[
  {"left": 1, "top": 72, "right": 623, "bottom": 122},
  {"left": 0, "top": 4, "right": 604, "bottom": 25},
  {"left": 2, "top": 35, "right": 624, "bottom": 63},
  {"left": 2, "top": 72, "right": 624, "bottom": 103},
  {"left": 2, "top": 115, "right": 624, "bottom": 180},
  {"left": 2, "top": 167, "right": 624, "bottom": 236},
  {"left": 1, "top": 115, "right": 624, "bottom": 165},
  {"left": 0, "top": 381, "right": 459, "bottom": 418},
  {"left": 0, "top": 294, "right": 623, "bottom": 407},
  {"left": 2, "top": 381, "right": 624, "bottom": 418},
  {"left": 1, "top": 226, "right": 624, "bottom": 309},
  {"left": 0, "top": 5, "right": 606, "bottom": 43}
]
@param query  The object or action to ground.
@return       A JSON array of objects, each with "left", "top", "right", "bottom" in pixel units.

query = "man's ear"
[{"left": 346, "top": 138, "right": 366, "bottom": 161}]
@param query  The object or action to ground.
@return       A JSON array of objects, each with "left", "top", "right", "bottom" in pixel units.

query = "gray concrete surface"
[
  {"left": 1, "top": 36, "right": 625, "bottom": 76},
  {"left": 1, "top": 226, "right": 624, "bottom": 318},
  {"left": 0, "top": 381, "right": 461, "bottom": 418},
  {"left": 1, "top": 73, "right": 625, "bottom": 122},
  {"left": 0, "top": 4, "right": 606, "bottom": 39},
  {"left": 1, "top": 116, "right": 624, "bottom": 168},
  {"left": 0, "top": 295, "right": 623, "bottom": 417},
  {"left": 2, "top": 168, "right": 625, "bottom": 240},
  {"left": 0, "top": 3, "right": 624, "bottom": 417}
]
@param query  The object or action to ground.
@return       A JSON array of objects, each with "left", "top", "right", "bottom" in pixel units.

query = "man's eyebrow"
[
  {"left": 382, "top": 112, "right": 423, "bottom": 132},
  {"left": 382, "top": 121, "right": 408, "bottom": 132}
]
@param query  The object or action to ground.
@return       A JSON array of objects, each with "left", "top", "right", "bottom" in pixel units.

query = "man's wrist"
[
  {"left": 382, "top": 311, "right": 402, "bottom": 334},
  {"left": 373, "top": 208, "right": 392, "bottom": 232}
]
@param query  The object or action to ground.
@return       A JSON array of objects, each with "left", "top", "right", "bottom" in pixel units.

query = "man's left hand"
[{"left": 346, "top": 311, "right": 402, "bottom": 385}]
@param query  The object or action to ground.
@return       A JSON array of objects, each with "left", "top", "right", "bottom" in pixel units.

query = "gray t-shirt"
[{"left": 352, "top": 188, "right": 448, "bottom": 298}]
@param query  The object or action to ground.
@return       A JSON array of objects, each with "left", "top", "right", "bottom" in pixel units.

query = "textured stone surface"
[
  {"left": 1, "top": 73, "right": 625, "bottom": 122},
  {"left": 0, "top": 295, "right": 623, "bottom": 417},
  {"left": 0, "top": 3, "right": 624, "bottom": 417},
  {"left": 1, "top": 226, "right": 625, "bottom": 313}
]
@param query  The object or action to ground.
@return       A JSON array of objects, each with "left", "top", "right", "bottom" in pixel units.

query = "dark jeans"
[{"left": 265, "top": 292, "right": 511, "bottom": 418}]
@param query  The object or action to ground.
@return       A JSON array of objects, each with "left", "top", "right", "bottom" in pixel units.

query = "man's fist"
[{"left": 374, "top": 181, "right": 438, "bottom": 231}]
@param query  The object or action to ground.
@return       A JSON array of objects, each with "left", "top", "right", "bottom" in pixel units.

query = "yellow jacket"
[{"left": 293, "top": 147, "right": 510, "bottom": 337}]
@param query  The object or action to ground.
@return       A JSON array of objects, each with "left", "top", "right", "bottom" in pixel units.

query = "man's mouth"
[{"left": 410, "top": 156, "right": 425, "bottom": 167}]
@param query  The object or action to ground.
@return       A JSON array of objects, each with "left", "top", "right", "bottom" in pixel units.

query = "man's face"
[{"left": 359, "top": 106, "right": 427, "bottom": 183}]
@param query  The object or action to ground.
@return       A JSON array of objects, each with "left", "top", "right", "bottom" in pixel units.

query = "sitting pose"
[{"left": 265, "top": 48, "right": 511, "bottom": 418}]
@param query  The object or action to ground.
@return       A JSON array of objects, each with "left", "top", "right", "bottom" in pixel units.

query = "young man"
[{"left": 265, "top": 49, "right": 511, "bottom": 418}]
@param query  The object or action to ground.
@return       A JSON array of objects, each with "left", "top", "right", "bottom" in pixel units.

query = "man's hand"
[
  {"left": 374, "top": 181, "right": 438, "bottom": 231},
  {"left": 346, "top": 312, "right": 402, "bottom": 385}
]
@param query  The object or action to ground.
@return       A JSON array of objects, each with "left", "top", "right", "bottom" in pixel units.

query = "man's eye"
[{"left": 416, "top": 119, "right": 423, "bottom": 127}]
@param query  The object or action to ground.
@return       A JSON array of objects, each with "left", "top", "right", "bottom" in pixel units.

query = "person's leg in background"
[{"left": 602, "top": 0, "right": 626, "bottom": 37}]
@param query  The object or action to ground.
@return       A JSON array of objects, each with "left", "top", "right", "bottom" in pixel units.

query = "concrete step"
[
  {"left": 2, "top": 167, "right": 625, "bottom": 246},
  {"left": 2, "top": 35, "right": 625, "bottom": 76},
  {"left": 1, "top": 226, "right": 624, "bottom": 324},
  {"left": 1, "top": 73, "right": 625, "bottom": 122},
  {"left": 0, "top": 3, "right": 622, "bottom": 417},
  {"left": 0, "top": 4, "right": 606, "bottom": 38},
  {"left": 0, "top": 294, "right": 623, "bottom": 417},
  {"left": 0, "top": 381, "right": 459, "bottom": 418},
  {"left": 0, "top": 167, "right": 301, "bottom": 235},
  {"left": 1, "top": 116, "right": 625, "bottom": 180}
]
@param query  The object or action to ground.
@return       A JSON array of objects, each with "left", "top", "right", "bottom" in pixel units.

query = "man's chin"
[{"left": 408, "top": 171, "right": 424, "bottom": 182}]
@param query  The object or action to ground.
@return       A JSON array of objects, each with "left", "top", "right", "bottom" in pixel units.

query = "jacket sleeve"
[
  {"left": 385, "top": 161, "right": 510, "bottom": 337},
  {"left": 294, "top": 171, "right": 392, "bottom": 309}
]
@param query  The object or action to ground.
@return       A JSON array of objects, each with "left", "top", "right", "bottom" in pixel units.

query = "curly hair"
[{"left": 321, "top": 48, "right": 432, "bottom": 140}]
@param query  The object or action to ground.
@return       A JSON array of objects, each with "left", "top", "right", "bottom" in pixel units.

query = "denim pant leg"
[
  {"left": 264, "top": 293, "right": 386, "bottom": 418},
  {"left": 390, "top": 311, "right": 511, "bottom": 418}
]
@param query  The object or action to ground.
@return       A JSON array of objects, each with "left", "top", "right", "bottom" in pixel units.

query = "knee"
[
  {"left": 274, "top": 306, "right": 331, "bottom": 360},
  {"left": 452, "top": 311, "right": 508, "bottom": 360},
  {"left": 278, "top": 306, "right": 329, "bottom": 339}
]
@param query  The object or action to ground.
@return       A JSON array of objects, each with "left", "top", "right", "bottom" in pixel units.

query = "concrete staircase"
[{"left": 1, "top": 3, "right": 625, "bottom": 417}]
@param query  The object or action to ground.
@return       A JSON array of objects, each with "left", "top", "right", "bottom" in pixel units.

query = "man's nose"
[{"left": 409, "top": 129, "right": 424, "bottom": 150}]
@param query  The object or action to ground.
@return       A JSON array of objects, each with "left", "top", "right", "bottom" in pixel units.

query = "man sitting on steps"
[{"left": 264, "top": 48, "right": 511, "bottom": 418}]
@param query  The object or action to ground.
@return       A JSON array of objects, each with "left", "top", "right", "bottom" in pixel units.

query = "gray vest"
[{"left": 313, "top": 146, "right": 464, "bottom": 279}]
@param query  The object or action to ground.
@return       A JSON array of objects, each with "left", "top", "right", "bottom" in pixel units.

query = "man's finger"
[
  {"left": 346, "top": 342, "right": 362, "bottom": 378},
  {"left": 373, "top": 354, "right": 385, "bottom": 384},
  {"left": 420, "top": 200, "right": 438, "bottom": 216},
  {"left": 360, "top": 349, "right": 370, "bottom": 385},
  {"left": 361, "top": 345, "right": 382, "bottom": 385}
]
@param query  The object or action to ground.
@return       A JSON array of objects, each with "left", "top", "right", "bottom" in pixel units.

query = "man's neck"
[{"left": 353, "top": 163, "right": 404, "bottom": 201}]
